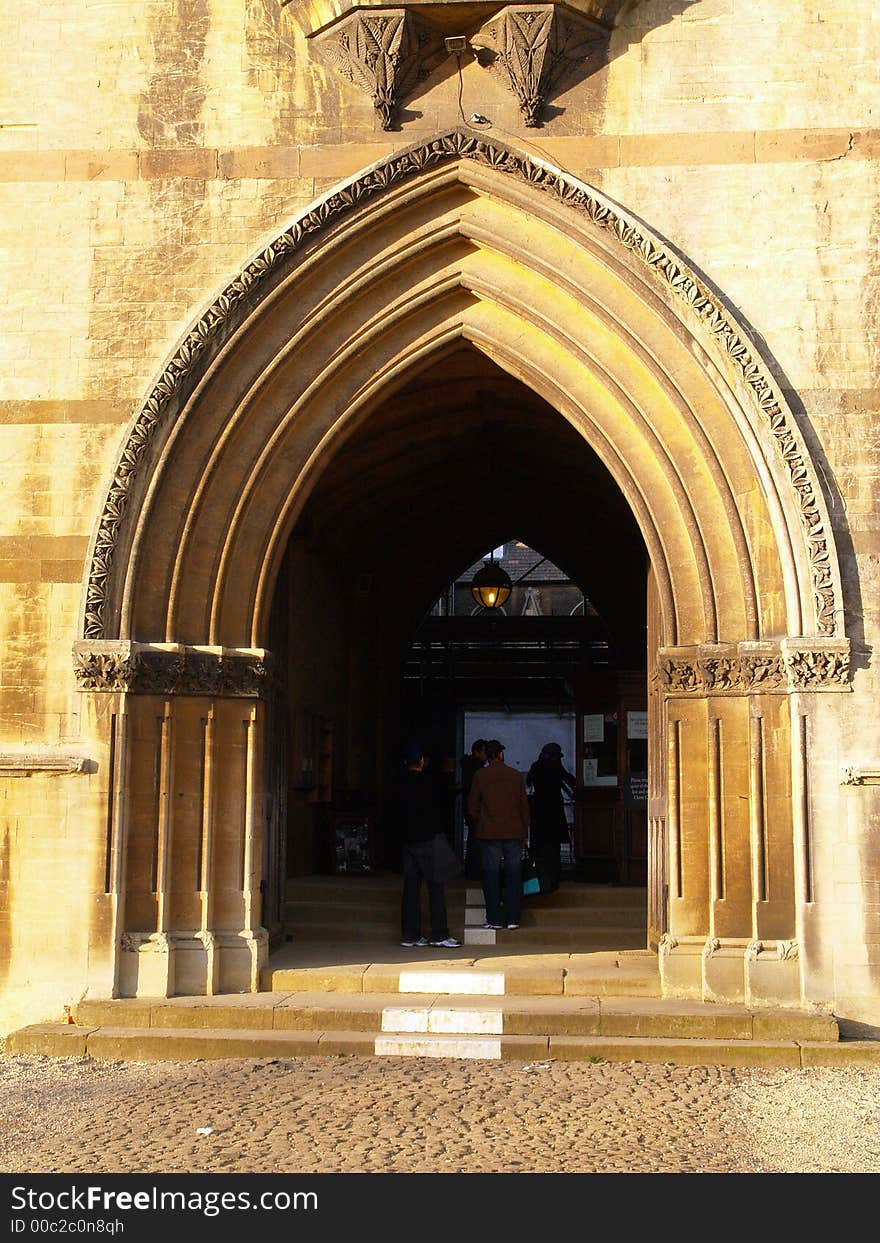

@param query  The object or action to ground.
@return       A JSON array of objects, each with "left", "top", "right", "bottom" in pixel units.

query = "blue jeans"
[{"left": 480, "top": 839, "right": 523, "bottom": 927}]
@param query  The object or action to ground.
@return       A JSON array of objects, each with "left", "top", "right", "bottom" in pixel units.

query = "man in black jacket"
[
  {"left": 461, "top": 738, "right": 487, "bottom": 880},
  {"left": 396, "top": 742, "right": 462, "bottom": 949}
]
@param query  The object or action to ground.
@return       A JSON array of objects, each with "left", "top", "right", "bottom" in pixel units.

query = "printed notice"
[
  {"left": 582, "top": 714, "right": 604, "bottom": 742},
  {"left": 627, "top": 711, "right": 648, "bottom": 739}
]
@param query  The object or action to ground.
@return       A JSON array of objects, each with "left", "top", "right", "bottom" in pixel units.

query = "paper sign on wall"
[
  {"left": 627, "top": 711, "right": 648, "bottom": 739},
  {"left": 582, "top": 714, "right": 604, "bottom": 742}
]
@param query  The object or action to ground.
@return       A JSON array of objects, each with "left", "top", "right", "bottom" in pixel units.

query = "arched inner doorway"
[
  {"left": 74, "top": 131, "right": 848, "bottom": 1006},
  {"left": 266, "top": 345, "right": 651, "bottom": 940}
]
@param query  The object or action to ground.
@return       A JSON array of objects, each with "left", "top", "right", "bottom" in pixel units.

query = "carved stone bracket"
[
  {"left": 471, "top": 4, "right": 607, "bottom": 126},
  {"left": 313, "top": 9, "right": 446, "bottom": 130},
  {"left": 73, "top": 641, "right": 271, "bottom": 698},
  {"left": 658, "top": 638, "right": 851, "bottom": 696}
]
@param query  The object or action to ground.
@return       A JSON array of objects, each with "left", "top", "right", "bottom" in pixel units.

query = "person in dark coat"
[
  {"left": 526, "top": 742, "right": 576, "bottom": 895},
  {"left": 460, "top": 738, "right": 487, "bottom": 880},
  {"left": 395, "top": 742, "right": 462, "bottom": 949}
]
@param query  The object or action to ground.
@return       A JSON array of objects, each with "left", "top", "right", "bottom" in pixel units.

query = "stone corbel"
[
  {"left": 471, "top": 4, "right": 607, "bottom": 126},
  {"left": 312, "top": 9, "right": 447, "bottom": 130}
]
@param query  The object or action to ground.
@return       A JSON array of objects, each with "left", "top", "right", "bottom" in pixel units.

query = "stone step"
[
  {"left": 261, "top": 946, "right": 662, "bottom": 996},
  {"left": 285, "top": 900, "right": 647, "bottom": 929},
  {"left": 69, "top": 992, "right": 840, "bottom": 1042},
  {"left": 11, "top": 1019, "right": 876, "bottom": 1070},
  {"left": 283, "top": 923, "right": 647, "bottom": 948}
]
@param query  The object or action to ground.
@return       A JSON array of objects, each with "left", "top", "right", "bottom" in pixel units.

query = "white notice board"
[{"left": 627, "top": 711, "right": 648, "bottom": 739}]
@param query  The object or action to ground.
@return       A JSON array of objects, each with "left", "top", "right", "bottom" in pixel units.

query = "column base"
[
  {"left": 659, "top": 935, "right": 803, "bottom": 1006},
  {"left": 117, "top": 929, "right": 268, "bottom": 998}
]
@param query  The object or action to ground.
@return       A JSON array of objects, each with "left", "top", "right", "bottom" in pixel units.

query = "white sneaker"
[
  {"left": 400, "top": 937, "right": 429, "bottom": 947},
  {"left": 429, "top": 937, "right": 463, "bottom": 948}
]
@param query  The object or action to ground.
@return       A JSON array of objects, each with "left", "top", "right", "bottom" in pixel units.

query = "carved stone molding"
[
  {"left": 841, "top": 765, "right": 880, "bottom": 786},
  {"left": 0, "top": 752, "right": 93, "bottom": 776},
  {"left": 658, "top": 639, "right": 850, "bottom": 695},
  {"left": 314, "top": 9, "right": 446, "bottom": 130},
  {"left": 73, "top": 641, "right": 271, "bottom": 698},
  {"left": 472, "top": 4, "right": 607, "bottom": 126},
  {"left": 82, "top": 130, "right": 843, "bottom": 643}
]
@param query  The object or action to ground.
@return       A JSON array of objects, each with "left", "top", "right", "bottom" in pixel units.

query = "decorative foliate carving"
[
  {"left": 73, "top": 648, "right": 136, "bottom": 693},
  {"left": 473, "top": 4, "right": 607, "bottom": 126},
  {"left": 657, "top": 657, "right": 702, "bottom": 693},
  {"left": 784, "top": 645, "right": 850, "bottom": 691},
  {"left": 697, "top": 647, "right": 741, "bottom": 693},
  {"left": 83, "top": 129, "right": 842, "bottom": 642},
  {"left": 73, "top": 643, "right": 271, "bottom": 698},
  {"left": 315, "top": 10, "right": 446, "bottom": 130},
  {"left": 740, "top": 653, "right": 785, "bottom": 691},
  {"left": 658, "top": 640, "right": 850, "bottom": 695},
  {"left": 135, "top": 650, "right": 187, "bottom": 696}
]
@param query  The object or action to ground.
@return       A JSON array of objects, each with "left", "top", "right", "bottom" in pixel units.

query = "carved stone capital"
[
  {"left": 657, "top": 647, "right": 704, "bottom": 694},
  {"left": 73, "top": 642, "right": 271, "bottom": 698},
  {"left": 73, "top": 640, "right": 137, "bottom": 692},
  {"left": 697, "top": 643, "right": 741, "bottom": 693},
  {"left": 472, "top": 4, "right": 607, "bottom": 126},
  {"left": 781, "top": 638, "right": 850, "bottom": 691},
  {"left": 658, "top": 639, "right": 851, "bottom": 696},
  {"left": 739, "top": 642, "right": 785, "bottom": 691},
  {"left": 313, "top": 9, "right": 446, "bottom": 130}
]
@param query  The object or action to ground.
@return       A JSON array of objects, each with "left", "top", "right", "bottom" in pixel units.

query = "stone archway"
[{"left": 73, "top": 129, "right": 849, "bottom": 1005}]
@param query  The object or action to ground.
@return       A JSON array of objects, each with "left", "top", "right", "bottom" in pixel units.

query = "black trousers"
[
  {"left": 533, "top": 839, "right": 561, "bottom": 894},
  {"left": 401, "top": 840, "right": 449, "bottom": 941}
]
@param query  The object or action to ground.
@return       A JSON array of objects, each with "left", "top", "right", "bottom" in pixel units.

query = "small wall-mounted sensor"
[{"left": 445, "top": 36, "right": 468, "bottom": 53}]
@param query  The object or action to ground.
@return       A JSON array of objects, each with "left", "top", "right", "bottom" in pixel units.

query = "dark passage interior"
[{"left": 261, "top": 346, "right": 651, "bottom": 940}]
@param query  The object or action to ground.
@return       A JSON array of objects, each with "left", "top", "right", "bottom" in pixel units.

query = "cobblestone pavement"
[{"left": 2, "top": 1053, "right": 880, "bottom": 1175}]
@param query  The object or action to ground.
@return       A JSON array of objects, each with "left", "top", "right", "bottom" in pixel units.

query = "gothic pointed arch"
[{"left": 76, "top": 128, "right": 848, "bottom": 694}]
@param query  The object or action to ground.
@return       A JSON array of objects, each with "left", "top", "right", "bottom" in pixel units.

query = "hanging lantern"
[{"left": 470, "top": 557, "right": 512, "bottom": 610}]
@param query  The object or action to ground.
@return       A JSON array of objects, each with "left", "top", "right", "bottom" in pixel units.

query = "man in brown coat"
[{"left": 466, "top": 739, "right": 530, "bottom": 930}]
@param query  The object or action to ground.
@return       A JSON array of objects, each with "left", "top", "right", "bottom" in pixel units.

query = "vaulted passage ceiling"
[{"left": 297, "top": 343, "right": 648, "bottom": 663}]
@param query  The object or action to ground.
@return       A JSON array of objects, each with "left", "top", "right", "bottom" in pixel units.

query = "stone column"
[
  {"left": 73, "top": 642, "right": 270, "bottom": 998},
  {"left": 656, "top": 638, "right": 849, "bottom": 1005}
]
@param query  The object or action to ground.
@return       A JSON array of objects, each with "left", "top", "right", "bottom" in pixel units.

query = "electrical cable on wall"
[{"left": 452, "top": 47, "right": 581, "bottom": 182}]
